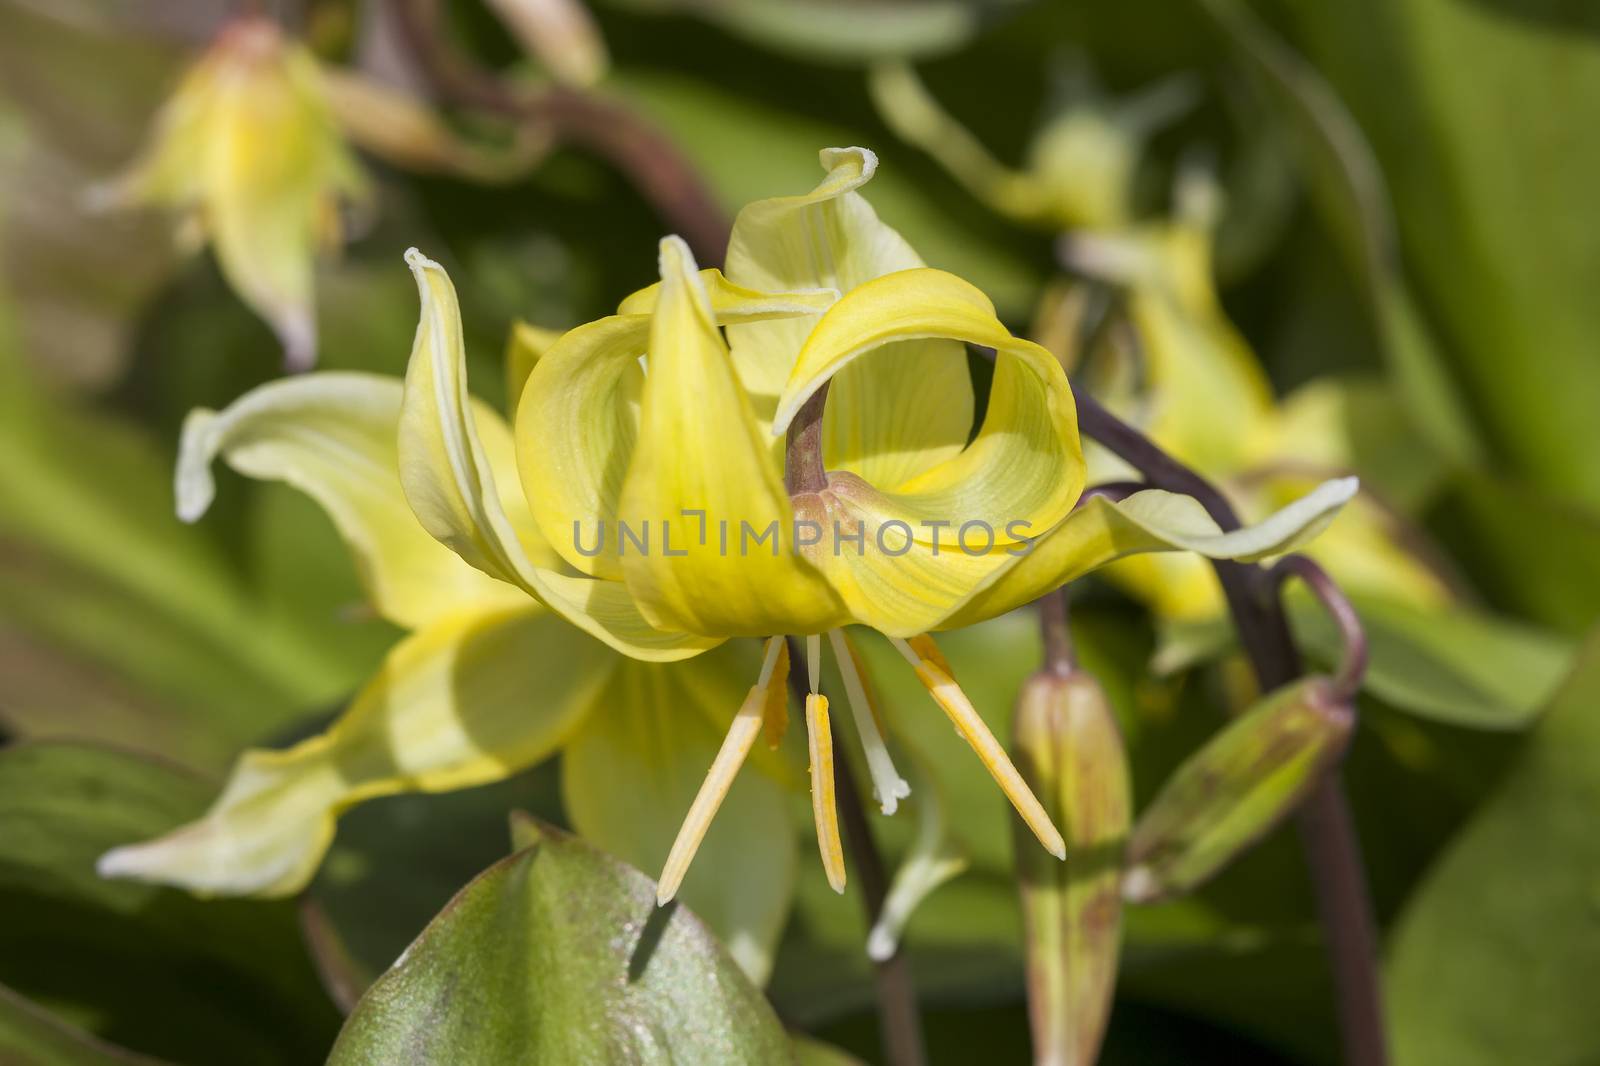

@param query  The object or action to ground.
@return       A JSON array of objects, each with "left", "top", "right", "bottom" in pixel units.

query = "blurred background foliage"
[{"left": 0, "top": 0, "right": 1597, "bottom": 1063}]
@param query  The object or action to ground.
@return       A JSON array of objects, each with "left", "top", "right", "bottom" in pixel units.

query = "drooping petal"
[
  {"left": 202, "top": 36, "right": 364, "bottom": 370},
  {"left": 944, "top": 478, "right": 1361, "bottom": 630},
  {"left": 505, "top": 320, "right": 564, "bottom": 422},
  {"left": 521, "top": 278, "right": 841, "bottom": 581},
  {"left": 400, "top": 249, "right": 717, "bottom": 660},
  {"left": 772, "top": 268, "right": 1083, "bottom": 636},
  {"left": 517, "top": 314, "right": 647, "bottom": 580},
  {"left": 175, "top": 371, "right": 523, "bottom": 629},
  {"left": 561, "top": 645, "right": 797, "bottom": 984},
  {"left": 614, "top": 237, "right": 846, "bottom": 638},
  {"left": 725, "top": 147, "right": 973, "bottom": 487},
  {"left": 97, "top": 605, "right": 617, "bottom": 897},
  {"left": 1065, "top": 223, "right": 1275, "bottom": 471},
  {"left": 617, "top": 268, "right": 839, "bottom": 322}
]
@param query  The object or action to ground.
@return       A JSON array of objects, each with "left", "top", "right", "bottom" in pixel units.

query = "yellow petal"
[
  {"left": 617, "top": 268, "right": 838, "bottom": 322},
  {"left": 119, "top": 23, "right": 366, "bottom": 370},
  {"left": 505, "top": 320, "right": 564, "bottom": 422},
  {"left": 772, "top": 268, "right": 1083, "bottom": 636},
  {"left": 400, "top": 249, "right": 717, "bottom": 660},
  {"left": 1066, "top": 223, "right": 1274, "bottom": 470},
  {"left": 762, "top": 636, "right": 792, "bottom": 749},
  {"left": 516, "top": 314, "right": 646, "bottom": 580},
  {"left": 175, "top": 371, "right": 524, "bottom": 629},
  {"left": 97, "top": 605, "right": 617, "bottom": 896},
  {"left": 523, "top": 281, "right": 838, "bottom": 582},
  {"left": 724, "top": 147, "right": 974, "bottom": 486},
  {"left": 945, "top": 478, "right": 1360, "bottom": 629},
  {"left": 562, "top": 644, "right": 796, "bottom": 984},
  {"left": 614, "top": 237, "right": 846, "bottom": 638}
]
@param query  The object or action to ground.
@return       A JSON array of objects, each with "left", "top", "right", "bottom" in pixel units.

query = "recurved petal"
[
  {"left": 617, "top": 268, "right": 838, "bottom": 323},
  {"left": 175, "top": 371, "right": 523, "bottom": 629},
  {"left": 773, "top": 268, "right": 1083, "bottom": 635},
  {"left": 505, "top": 319, "right": 564, "bottom": 422},
  {"left": 616, "top": 237, "right": 846, "bottom": 638},
  {"left": 561, "top": 644, "right": 797, "bottom": 984},
  {"left": 517, "top": 314, "right": 647, "bottom": 580},
  {"left": 944, "top": 477, "right": 1361, "bottom": 629},
  {"left": 723, "top": 147, "right": 973, "bottom": 487},
  {"left": 400, "top": 249, "right": 717, "bottom": 660},
  {"left": 97, "top": 605, "right": 617, "bottom": 897}
]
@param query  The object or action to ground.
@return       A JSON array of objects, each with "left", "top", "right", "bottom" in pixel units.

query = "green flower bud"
[
  {"left": 1124, "top": 676, "right": 1354, "bottom": 904},
  {"left": 1013, "top": 668, "right": 1131, "bottom": 1066}
]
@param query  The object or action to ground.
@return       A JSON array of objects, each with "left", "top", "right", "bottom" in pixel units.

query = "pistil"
[{"left": 828, "top": 628, "right": 911, "bottom": 815}]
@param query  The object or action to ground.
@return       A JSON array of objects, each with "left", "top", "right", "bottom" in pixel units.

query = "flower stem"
[
  {"left": 1038, "top": 586, "right": 1076, "bottom": 676},
  {"left": 1073, "top": 390, "right": 1389, "bottom": 1066},
  {"left": 787, "top": 638, "right": 927, "bottom": 1066},
  {"left": 389, "top": 0, "right": 731, "bottom": 266}
]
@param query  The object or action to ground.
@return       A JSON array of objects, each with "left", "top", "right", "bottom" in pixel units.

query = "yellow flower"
[
  {"left": 1058, "top": 194, "right": 1454, "bottom": 624},
  {"left": 869, "top": 61, "right": 1196, "bottom": 232},
  {"left": 99, "top": 149, "right": 1353, "bottom": 936},
  {"left": 508, "top": 147, "right": 1353, "bottom": 895},
  {"left": 98, "top": 17, "right": 364, "bottom": 371},
  {"left": 92, "top": 362, "right": 798, "bottom": 981}
]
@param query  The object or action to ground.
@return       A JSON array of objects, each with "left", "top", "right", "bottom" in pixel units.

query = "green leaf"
[
  {"left": 1290, "top": 594, "right": 1572, "bottom": 731},
  {"left": 1277, "top": 0, "right": 1600, "bottom": 512},
  {"left": 0, "top": 742, "right": 341, "bottom": 1064},
  {"left": 793, "top": 1034, "right": 867, "bottom": 1065},
  {"left": 307, "top": 764, "right": 568, "bottom": 1001},
  {"left": 0, "top": 333, "right": 386, "bottom": 771},
  {"left": 1160, "top": 593, "right": 1574, "bottom": 730},
  {"left": 1432, "top": 471, "right": 1600, "bottom": 637},
  {"left": 1189, "top": 0, "right": 1483, "bottom": 467},
  {"left": 0, "top": 983, "right": 170, "bottom": 1066},
  {"left": 327, "top": 817, "right": 795, "bottom": 1065},
  {"left": 1386, "top": 629, "right": 1600, "bottom": 1064},
  {"left": 607, "top": 0, "right": 1022, "bottom": 61}
]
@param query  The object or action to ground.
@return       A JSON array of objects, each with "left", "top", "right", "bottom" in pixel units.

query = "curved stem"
[
  {"left": 784, "top": 384, "right": 831, "bottom": 496},
  {"left": 1074, "top": 389, "right": 1389, "bottom": 1066},
  {"left": 1270, "top": 554, "right": 1369, "bottom": 703},
  {"left": 390, "top": 0, "right": 731, "bottom": 265},
  {"left": 786, "top": 638, "right": 926, "bottom": 1066},
  {"left": 1038, "top": 587, "right": 1076, "bottom": 676}
]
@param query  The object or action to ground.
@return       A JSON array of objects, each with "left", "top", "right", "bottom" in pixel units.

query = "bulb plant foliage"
[{"left": 97, "top": 147, "right": 1354, "bottom": 990}]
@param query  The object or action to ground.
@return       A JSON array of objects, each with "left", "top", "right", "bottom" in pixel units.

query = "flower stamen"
[
  {"left": 656, "top": 636, "right": 787, "bottom": 905},
  {"left": 891, "top": 636, "right": 1067, "bottom": 859},
  {"left": 806, "top": 689, "right": 848, "bottom": 893},
  {"left": 828, "top": 628, "right": 910, "bottom": 815}
]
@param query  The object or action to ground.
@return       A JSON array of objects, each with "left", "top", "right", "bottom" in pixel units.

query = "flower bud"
[
  {"left": 1124, "top": 676, "right": 1353, "bottom": 904},
  {"left": 484, "top": 0, "right": 610, "bottom": 88},
  {"left": 99, "top": 18, "right": 365, "bottom": 371},
  {"left": 1012, "top": 668, "right": 1130, "bottom": 1066}
]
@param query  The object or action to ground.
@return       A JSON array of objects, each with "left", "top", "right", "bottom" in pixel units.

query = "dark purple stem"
[
  {"left": 1074, "top": 390, "right": 1389, "bottom": 1066},
  {"left": 1269, "top": 554, "right": 1369, "bottom": 703}
]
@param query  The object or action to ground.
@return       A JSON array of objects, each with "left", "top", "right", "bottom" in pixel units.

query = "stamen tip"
[{"left": 865, "top": 925, "right": 895, "bottom": 962}]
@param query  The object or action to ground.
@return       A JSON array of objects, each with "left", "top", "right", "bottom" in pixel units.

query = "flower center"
[{"left": 783, "top": 381, "right": 830, "bottom": 497}]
